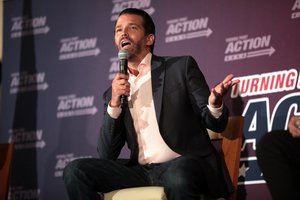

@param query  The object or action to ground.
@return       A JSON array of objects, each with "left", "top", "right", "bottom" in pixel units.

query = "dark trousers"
[
  {"left": 256, "top": 130, "right": 300, "bottom": 200},
  {"left": 63, "top": 155, "right": 225, "bottom": 200}
]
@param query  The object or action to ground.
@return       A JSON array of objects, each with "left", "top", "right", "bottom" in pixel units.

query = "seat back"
[
  {"left": 207, "top": 116, "right": 244, "bottom": 200},
  {"left": 0, "top": 143, "right": 14, "bottom": 200}
]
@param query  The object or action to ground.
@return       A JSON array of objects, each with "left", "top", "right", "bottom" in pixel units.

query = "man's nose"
[{"left": 121, "top": 28, "right": 129, "bottom": 37}]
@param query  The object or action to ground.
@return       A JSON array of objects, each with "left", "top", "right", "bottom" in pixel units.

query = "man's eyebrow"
[
  {"left": 115, "top": 22, "right": 140, "bottom": 28},
  {"left": 128, "top": 22, "right": 139, "bottom": 26}
]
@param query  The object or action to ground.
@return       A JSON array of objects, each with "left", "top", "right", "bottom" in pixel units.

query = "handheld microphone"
[{"left": 118, "top": 49, "right": 129, "bottom": 107}]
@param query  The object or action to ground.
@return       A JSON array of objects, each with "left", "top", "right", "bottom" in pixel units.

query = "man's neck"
[{"left": 128, "top": 51, "right": 150, "bottom": 69}]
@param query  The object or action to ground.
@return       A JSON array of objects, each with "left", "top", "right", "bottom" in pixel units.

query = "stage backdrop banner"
[{"left": 1, "top": 0, "right": 300, "bottom": 199}]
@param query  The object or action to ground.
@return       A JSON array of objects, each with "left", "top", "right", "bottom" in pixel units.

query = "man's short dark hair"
[{"left": 117, "top": 8, "right": 155, "bottom": 52}]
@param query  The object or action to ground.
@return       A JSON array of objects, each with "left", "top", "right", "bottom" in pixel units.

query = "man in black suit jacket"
[
  {"left": 257, "top": 115, "right": 300, "bottom": 200},
  {"left": 63, "top": 8, "right": 239, "bottom": 200}
]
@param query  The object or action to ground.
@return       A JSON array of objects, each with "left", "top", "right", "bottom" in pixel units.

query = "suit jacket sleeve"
[
  {"left": 157, "top": 55, "right": 228, "bottom": 156},
  {"left": 178, "top": 56, "right": 228, "bottom": 132},
  {"left": 97, "top": 88, "right": 126, "bottom": 160}
]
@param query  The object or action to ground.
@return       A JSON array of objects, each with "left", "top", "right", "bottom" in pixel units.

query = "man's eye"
[{"left": 115, "top": 28, "right": 122, "bottom": 33}]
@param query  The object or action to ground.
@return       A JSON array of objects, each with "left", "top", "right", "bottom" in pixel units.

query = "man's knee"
[
  {"left": 163, "top": 158, "right": 202, "bottom": 189},
  {"left": 165, "top": 168, "right": 190, "bottom": 188},
  {"left": 257, "top": 131, "right": 288, "bottom": 153},
  {"left": 63, "top": 158, "right": 88, "bottom": 182},
  {"left": 256, "top": 130, "right": 292, "bottom": 168}
]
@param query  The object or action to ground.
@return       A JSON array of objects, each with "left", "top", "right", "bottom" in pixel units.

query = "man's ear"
[{"left": 146, "top": 34, "right": 155, "bottom": 46}]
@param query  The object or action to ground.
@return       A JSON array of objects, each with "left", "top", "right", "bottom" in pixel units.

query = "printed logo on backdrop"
[
  {"left": 10, "top": 72, "right": 48, "bottom": 94},
  {"left": 231, "top": 69, "right": 298, "bottom": 98},
  {"left": 59, "top": 37, "right": 101, "bottom": 60},
  {"left": 231, "top": 68, "right": 300, "bottom": 185},
  {"left": 224, "top": 34, "right": 275, "bottom": 62},
  {"left": 291, "top": 0, "right": 300, "bottom": 19},
  {"left": 54, "top": 153, "right": 92, "bottom": 177},
  {"left": 8, "top": 129, "right": 46, "bottom": 150},
  {"left": 57, "top": 94, "right": 98, "bottom": 118},
  {"left": 108, "top": 56, "right": 119, "bottom": 80},
  {"left": 11, "top": 16, "right": 50, "bottom": 38},
  {"left": 8, "top": 186, "right": 40, "bottom": 200},
  {"left": 165, "top": 16, "right": 212, "bottom": 43},
  {"left": 111, "top": 0, "right": 155, "bottom": 21}
]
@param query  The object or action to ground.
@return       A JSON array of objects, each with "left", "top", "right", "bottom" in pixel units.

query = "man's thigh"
[{"left": 65, "top": 158, "right": 150, "bottom": 192}]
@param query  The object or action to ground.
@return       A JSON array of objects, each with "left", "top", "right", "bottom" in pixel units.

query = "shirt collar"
[
  {"left": 140, "top": 52, "right": 152, "bottom": 67},
  {"left": 129, "top": 53, "right": 152, "bottom": 76},
  {"left": 138, "top": 53, "right": 152, "bottom": 75}
]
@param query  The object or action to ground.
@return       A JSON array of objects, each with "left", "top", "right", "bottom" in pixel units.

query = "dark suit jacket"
[{"left": 98, "top": 55, "right": 233, "bottom": 196}]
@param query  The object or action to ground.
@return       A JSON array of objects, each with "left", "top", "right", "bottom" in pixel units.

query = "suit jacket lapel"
[{"left": 151, "top": 55, "right": 165, "bottom": 123}]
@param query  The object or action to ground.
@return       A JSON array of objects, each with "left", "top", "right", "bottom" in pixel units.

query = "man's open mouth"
[{"left": 121, "top": 40, "right": 131, "bottom": 48}]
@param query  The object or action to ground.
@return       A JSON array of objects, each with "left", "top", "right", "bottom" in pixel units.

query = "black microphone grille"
[{"left": 118, "top": 49, "right": 129, "bottom": 60}]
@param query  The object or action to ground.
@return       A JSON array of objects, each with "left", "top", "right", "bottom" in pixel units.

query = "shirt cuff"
[
  {"left": 107, "top": 102, "right": 122, "bottom": 119},
  {"left": 207, "top": 103, "right": 223, "bottom": 118}
]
